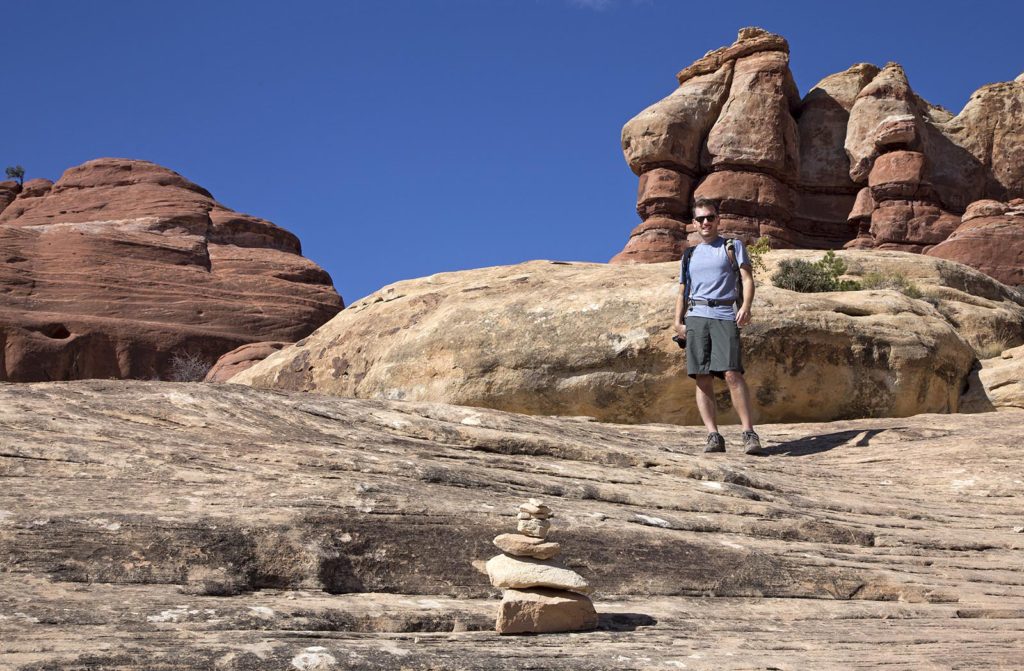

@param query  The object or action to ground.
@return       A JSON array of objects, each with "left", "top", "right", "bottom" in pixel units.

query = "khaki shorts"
[{"left": 685, "top": 315, "right": 743, "bottom": 379}]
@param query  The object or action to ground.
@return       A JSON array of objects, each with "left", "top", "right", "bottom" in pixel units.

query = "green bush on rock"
[{"left": 771, "top": 251, "right": 861, "bottom": 293}]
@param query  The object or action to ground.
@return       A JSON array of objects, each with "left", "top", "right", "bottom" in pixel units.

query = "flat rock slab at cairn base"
[
  {"left": 1, "top": 381, "right": 1022, "bottom": 669},
  {"left": 233, "top": 253, "right": 1024, "bottom": 426},
  {"left": 497, "top": 588, "right": 599, "bottom": 635},
  {"left": 0, "top": 158, "right": 342, "bottom": 381}
]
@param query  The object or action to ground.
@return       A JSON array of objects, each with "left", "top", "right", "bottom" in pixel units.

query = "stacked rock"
[{"left": 486, "top": 499, "right": 597, "bottom": 635}]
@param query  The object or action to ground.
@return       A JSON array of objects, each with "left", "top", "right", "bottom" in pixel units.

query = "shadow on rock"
[
  {"left": 767, "top": 428, "right": 890, "bottom": 456},
  {"left": 597, "top": 612, "right": 658, "bottom": 631}
]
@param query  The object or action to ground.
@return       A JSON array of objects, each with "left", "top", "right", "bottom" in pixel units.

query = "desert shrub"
[
  {"left": 860, "top": 271, "right": 923, "bottom": 299},
  {"left": 771, "top": 251, "right": 860, "bottom": 293},
  {"left": 747, "top": 236, "right": 771, "bottom": 276},
  {"left": 167, "top": 350, "right": 212, "bottom": 382}
]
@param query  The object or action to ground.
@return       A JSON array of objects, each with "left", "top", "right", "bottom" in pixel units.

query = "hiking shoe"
[
  {"left": 703, "top": 432, "right": 726, "bottom": 453},
  {"left": 742, "top": 430, "right": 766, "bottom": 456}
]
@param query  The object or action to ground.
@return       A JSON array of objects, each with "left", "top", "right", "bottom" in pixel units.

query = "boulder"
[
  {"left": 961, "top": 344, "right": 1024, "bottom": 412},
  {"left": 485, "top": 554, "right": 592, "bottom": 595},
  {"left": 232, "top": 254, "right": 1024, "bottom": 425},
  {"left": 205, "top": 341, "right": 291, "bottom": 383},
  {"left": 621, "top": 63, "right": 733, "bottom": 176},
  {"left": 926, "top": 200, "right": 1024, "bottom": 286},
  {"left": 493, "top": 534, "right": 561, "bottom": 560},
  {"left": 635, "top": 168, "right": 692, "bottom": 219},
  {"left": 496, "top": 588, "right": 598, "bottom": 635},
  {"left": 869, "top": 200, "right": 961, "bottom": 251},
  {"left": 704, "top": 49, "right": 800, "bottom": 181},
  {"left": 0, "top": 158, "right": 342, "bottom": 381},
  {"left": 868, "top": 151, "right": 927, "bottom": 201}
]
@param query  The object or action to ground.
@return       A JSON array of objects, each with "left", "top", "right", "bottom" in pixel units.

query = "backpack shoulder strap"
[
  {"left": 724, "top": 238, "right": 740, "bottom": 273},
  {"left": 681, "top": 246, "right": 697, "bottom": 310}
]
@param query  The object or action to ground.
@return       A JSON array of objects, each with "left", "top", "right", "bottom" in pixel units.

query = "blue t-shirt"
[{"left": 679, "top": 237, "right": 750, "bottom": 321}]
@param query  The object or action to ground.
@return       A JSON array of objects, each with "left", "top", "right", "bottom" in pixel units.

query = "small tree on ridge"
[{"left": 5, "top": 165, "right": 25, "bottom": 186}]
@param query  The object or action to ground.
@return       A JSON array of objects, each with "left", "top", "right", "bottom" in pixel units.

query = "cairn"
[{"left": 485, "top": 499, "right": 598, "bottom": 634}]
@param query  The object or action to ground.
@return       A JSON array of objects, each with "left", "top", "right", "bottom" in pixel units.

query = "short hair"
[{"left": 693, "top": 197, "right": 719, "bottom": 214}]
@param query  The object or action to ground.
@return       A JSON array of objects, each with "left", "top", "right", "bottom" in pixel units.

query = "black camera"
[{"left": 672, "top": 335, "right": 686, "bottom": 349}]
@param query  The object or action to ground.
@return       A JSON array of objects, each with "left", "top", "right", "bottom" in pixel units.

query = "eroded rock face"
[
  {"left": 1, "top": 380, "right": 1023, "bottom": 668},
  {"left": 0, "top": 158, "right": 343, "bottom": 381},
  {"left": 961, "top": 344, "right": 1024, "bottom": 412},
  {"left": 615, "top": 32, "right": 1023, "bottom": 270},
  {"left": 232, "top": 254, "right": 1024, "bottom": 425},
  {"left": 926, "top": 199, "right": 1024, "bottom": 286},
  {"left": 204, "top": 341, "right": 291, "bottom": 383}
]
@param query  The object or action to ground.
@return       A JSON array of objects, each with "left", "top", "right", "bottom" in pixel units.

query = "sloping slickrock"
[
  {"left": 1, "top": 380, "right": 1023, "bottom": 669},
  {"left": 0, "top": 158, "right": 342, "bottom": 381},
  {"left": 960, "top": 344, "right": 1024, "bottom": 412},
  {"left": 204, "top": 340, "right": 291, "bottom": 383},
  {"left": 926, "top": 199, "right": 1024, "bottom": 286},
  {"left": 233, "top": 254, "right": 1024, "bottom": 426}
]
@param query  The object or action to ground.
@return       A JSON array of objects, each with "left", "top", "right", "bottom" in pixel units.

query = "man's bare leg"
[
  {"left": 694, "top": 374, "right": 719, "bottom": 434},
  {"left": 723, "top": 370, "right": 755, "bottom": 432}
]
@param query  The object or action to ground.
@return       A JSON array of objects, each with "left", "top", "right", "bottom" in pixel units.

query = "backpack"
[{"left": 681, "top": 238, "right": 741, "bottom": 312}]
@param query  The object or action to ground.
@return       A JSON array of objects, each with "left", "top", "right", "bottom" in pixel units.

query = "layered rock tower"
[
  {"left": 614, "top": 28, "right": 1024, "bottom": 284},
  {"left": 485, "top": 499, "right": 597, "bottom": 634}
]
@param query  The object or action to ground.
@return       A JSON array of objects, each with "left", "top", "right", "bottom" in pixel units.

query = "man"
[{"left": 674, "top": 198, "right": 764, "bottom": 455}]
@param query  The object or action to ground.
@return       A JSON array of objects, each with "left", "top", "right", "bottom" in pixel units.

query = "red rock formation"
[
  {"left": 926, "top": 199, "right": 1024, "bottom": 287},
  {"left": 204, "top": 341, "right": 290, "bottom": 383},
  {"left": 0, "top": 158, "right": 343, "bottom": 381},
  {"left": 614, "top": 31, "right": 1024, "bottom": 274}
]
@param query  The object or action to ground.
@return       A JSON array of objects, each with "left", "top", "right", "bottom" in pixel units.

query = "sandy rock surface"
[
  {"left": 961, "top": 344, "right": 1024, "bottom": 412},
  {"left": 0, "top": 158, "right": 342, "bottom": 381},
  {"left": 233, "top": 253, "right": 1024, "bottom": 425},
  {"left": 1, "top": 380, "right": 1022, "bottom": 669}
]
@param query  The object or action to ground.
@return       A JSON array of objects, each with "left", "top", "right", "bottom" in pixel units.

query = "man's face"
[{"left": 693, "top": 206, "right": 719, "bottom": 240}]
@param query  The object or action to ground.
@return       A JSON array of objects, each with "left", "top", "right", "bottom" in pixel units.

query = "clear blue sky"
[{"left": 4, "top": 0, "right": 1021, "bottom": 303}]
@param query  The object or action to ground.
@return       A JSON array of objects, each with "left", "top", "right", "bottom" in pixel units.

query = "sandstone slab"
[
  {"left": 493, "top": 533, "right": 561, "bottom": 560},
  {"left": 485, "top": 555, "right": 592, "bottom": 594},
  {"left": 233, "top": 254, "right": 1023, "bottom": 425},
  {"left": 497, "top": 588, "right": 598, "bottom": 635},
  {"left": 1, "top": 380, "right": 1024, "bottom": 668},
  {"left": 926, "top": 200, "right": 1024, "bottom": 287},
  {"left": 961, "top": 344, "right": 1024, "bottom": 412}
]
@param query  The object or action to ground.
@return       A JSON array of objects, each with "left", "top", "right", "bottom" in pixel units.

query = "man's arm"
[
  {"left": 736, "top": 265, "right": 754, "bottom": 327},
  {"left": 674, "top": 283, "right": 687, "bottom": 337}
]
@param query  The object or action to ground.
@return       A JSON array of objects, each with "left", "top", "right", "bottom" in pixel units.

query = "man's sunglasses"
[{"left": 694, "top": 214, "right": 717, "bottom": 223}]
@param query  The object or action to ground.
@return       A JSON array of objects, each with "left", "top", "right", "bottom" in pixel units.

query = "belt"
[{"left": 689, "top": 298, "right": 736, "bottom": 307}]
